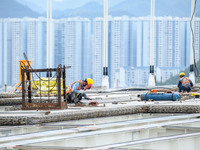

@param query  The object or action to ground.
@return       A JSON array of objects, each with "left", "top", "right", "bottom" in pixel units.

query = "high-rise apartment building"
[
  {"left": 54, "top": 19, "right": 65, "bottom": 67},
  {"left": 194, "top": 18, "right": 200, "bottom": 62},
  {"left": 63, "top": 18, "right": 91, "bottom": 86},
  {"left": 11, "top": 19, "right": 26, "bottom": 85},
  {"left": 0, "top": 19, "right": 9, "bottom": 87},
  {"left": 109, "top": 16, "right": 130, "bottom": 88},
  {"left": 27, "top": 17, "right": 47, "bottom": 70},
  {"left": 125, "top": 67, "right": 149, "bottom": 87},
  {"left": 0, "top": 16, "right": 200, "bottom": 88},
  {"left": 92, "top": 17, "right": 104, "bottom": 87}
]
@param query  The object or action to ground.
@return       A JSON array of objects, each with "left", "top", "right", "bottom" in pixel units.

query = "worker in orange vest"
[
  {"left": 66, "top": 78, "right": 93, "bottom": 104},
  {"left": 178, "top": 72, "right": 193, "bottom": 93}
]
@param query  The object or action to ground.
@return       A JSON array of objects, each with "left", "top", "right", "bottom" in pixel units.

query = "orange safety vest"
[
  {"left": 182, "top": 77, "right": 190, "bottom": 84},
  {"left": 66, "top": 80, "right": 82, "bottom": 94}
]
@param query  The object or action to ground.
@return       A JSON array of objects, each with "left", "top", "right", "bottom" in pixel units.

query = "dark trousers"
[
  {"left": 179, "top": 85, "right": 191, "bottom": 93},
  {"left": 67, "top": 92, "right": 83, "bottom": 104}
]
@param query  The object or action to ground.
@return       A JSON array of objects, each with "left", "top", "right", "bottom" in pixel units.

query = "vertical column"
[
  {"left": 46, "top": 0, "right": 49, "bottom": 69},
  {"left": 50, "top": 0, "right": 52, "bottom": 68},
  {"left": 47, "top": 0, "right": 52, "bottom": 77},
  {"left": 57, "top": 68, "right": 61, "bottom": 107},
  {"left": 148, "top": 0, "right": 156, "bottom": 87},
  {"left": 102, "top": 0, "right": 109, "bottom": 89}
]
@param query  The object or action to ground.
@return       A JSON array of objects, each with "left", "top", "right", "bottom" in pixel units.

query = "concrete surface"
[{"left": 0, "top": 89, "right": 200, "bottom": 125}]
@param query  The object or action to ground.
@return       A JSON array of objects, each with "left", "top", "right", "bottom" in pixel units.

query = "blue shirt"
[{"left": 71, "top": 81, "right": 86, "bottom": 97}]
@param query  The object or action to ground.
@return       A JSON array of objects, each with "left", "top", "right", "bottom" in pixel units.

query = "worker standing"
[
  {"left": 66, "top": 78, "right": 93, "bottom": 104},
  {"left": 177, "top": 72, "right": 193, "bottom": 93}
]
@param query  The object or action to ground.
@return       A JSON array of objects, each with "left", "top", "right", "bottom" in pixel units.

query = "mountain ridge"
[
  {"left": 1, "top": 0, "right": 200, "bottom": 18},
  {"left": 0, "top": 0, "right": 40, "bottom": 18}
]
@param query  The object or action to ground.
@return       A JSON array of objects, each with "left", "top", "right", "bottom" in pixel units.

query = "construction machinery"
[{"left": 13, "top": 60, "right": 32, "bottom": 93}]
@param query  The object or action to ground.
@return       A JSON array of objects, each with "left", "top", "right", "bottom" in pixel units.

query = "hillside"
[
  {"left": 162, "top": 61, "right": 200, "bottom": 85},
  {"left": 53, "top": 2, "right": 103, "bottom": 18},
  {"left": 4, "top": 0, "right": 200, "bottom": 18},
  {"left": 53, "top": 0, "right": 196, "bottom": 18},
  {"left": 0, "top": 0, "right": 40, "bottom": 18}
]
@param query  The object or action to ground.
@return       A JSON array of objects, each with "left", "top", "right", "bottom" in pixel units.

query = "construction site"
[
  {"left": 1, "top": 60, "right": 200, "bottom": 150},
  {"left": 0, "top": 0, "right": 200, "bottom": 149}
]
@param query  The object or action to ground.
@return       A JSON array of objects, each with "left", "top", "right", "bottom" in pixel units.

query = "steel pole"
[
  {"left": 50, "top": 0, "right": 52, "bottom": 68},
  {"left": 148, "top": 0, "right": 156, "bottom": 87},
  {"left": 46, "top": 0, "right": 49, "bottom": 68},
  {"left": 189, "top": 0, "right": 196, "bottom": 83},
  {"left": 102, "top": 0, "right": 109, "bottom": 89}
]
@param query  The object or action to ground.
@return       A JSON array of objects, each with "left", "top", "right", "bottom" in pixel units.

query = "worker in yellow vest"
[
  {"left": 66, "top": 78, "right": 93, "bottom": 104},
  {"left": 178, "top": 72, "right": 193, "bottom": 93}
]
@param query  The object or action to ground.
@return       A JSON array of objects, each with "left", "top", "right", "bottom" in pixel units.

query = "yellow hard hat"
[
  {"left": 84, "top": 78, "right": 93, "bottom": 90},
  {"left": 179, "top": 72, "right": 185, "bottom": 77},
  {"left": 86, "top": 78, "right": 93, "bottom": 85}
]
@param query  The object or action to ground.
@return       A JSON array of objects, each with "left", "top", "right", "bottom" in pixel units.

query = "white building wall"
[
  {"left": 27, "top": 19, "right": 37, "bottom": 69},
  {"left": 156, "top": 18, "right": 165, "bottom": 67},
  {"left": 142, "top": 20, "right": 150, "bottom": 67},
  {"left": 166, "top": 18, "right": 173, "bottom": 67},
  {"left": 120, "top": 16, "right": 129, "bottom": 67},
  {"left": 65, "top": 20, "right": 76, "bottom": 86},
  {"left": 110, "top": 18, "right": 121, "bottom": 88},
  {"left": 136, "top": 21, "right": 142, "bottom": 67},
  {"left": 11, "top": 19, "right": 26, "bottom": 85},
  {"left": 54, "top": 19, "right": 65, "bottom": 67},
  {"left": 174, "top": 18, "right": 181, "bottom": 67},
  {"left": 65, "top": 18, "right": 89, "bottom": 86},
  {"left": 37, "top": 17, "right": 45, "bottom": 69},
  {"left": 0, "top": 21, "right": 3, "bottom": 87},
  {"left": 3, "top": 21, "right": 8, "bottom": 85},
  {"left": 93, "top": 18, "right": 103, "bottom": 87},
  {"left": 82, "top": 19, "right": 91, "bottom": 80},
  {"left": 129, "top": 18, "right": 137, "bottom": 67},
  {"left": 195, "top": 19, "right": 200, "bottom": 62}
]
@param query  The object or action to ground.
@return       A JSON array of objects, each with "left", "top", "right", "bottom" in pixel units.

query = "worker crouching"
[
  {"left": 66, "top": 78, "right": 93, "bottom": 104},
  {"left": 177, "top": 72, "right": 193, "bottom": 93}
]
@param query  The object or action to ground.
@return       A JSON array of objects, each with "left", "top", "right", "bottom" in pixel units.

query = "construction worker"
[
  {"left": 66, "top": 78, "right": 93, "bottom": 104},
  {"left": 177, "top": 72, "right": 193, "bottom": 93}
]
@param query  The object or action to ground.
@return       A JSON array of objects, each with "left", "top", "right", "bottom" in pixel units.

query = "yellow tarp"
[{"left": 32, "top": 78, "right": 68, "bottom": 94}]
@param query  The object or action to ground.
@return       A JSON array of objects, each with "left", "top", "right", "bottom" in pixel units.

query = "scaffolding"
[{"left": 21, "top": 65, "right": 69, "bottom": 110}]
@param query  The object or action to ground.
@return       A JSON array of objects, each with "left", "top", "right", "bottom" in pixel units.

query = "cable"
[
  {"left": 23, "top": 52, "right": 58, "bottom": 81},
  {"left": 22, "top": 53, "right": 64, "bottom": 92},
  {"left": 190, "top": 0, "right": 199, "bottom": 77}
]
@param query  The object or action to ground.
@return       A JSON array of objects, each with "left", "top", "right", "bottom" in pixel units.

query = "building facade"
[{"left": 0, "top": 16, "right": 200, "bottom": 88}]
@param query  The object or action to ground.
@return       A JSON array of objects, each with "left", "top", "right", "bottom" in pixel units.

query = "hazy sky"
[
  {"left": 14, "top": 0, "right": 200, "bottom": 17},
  {"left": 16, "top": 0, "right": 124, "bottom": 13}
]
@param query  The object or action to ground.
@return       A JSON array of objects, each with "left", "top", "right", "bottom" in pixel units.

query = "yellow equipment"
[
  {"left": 13, "top": 60, "right": 32, "bottom": 93},
  {"left": 32, "top": 78, "right": 69, "bottom": 95}
]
